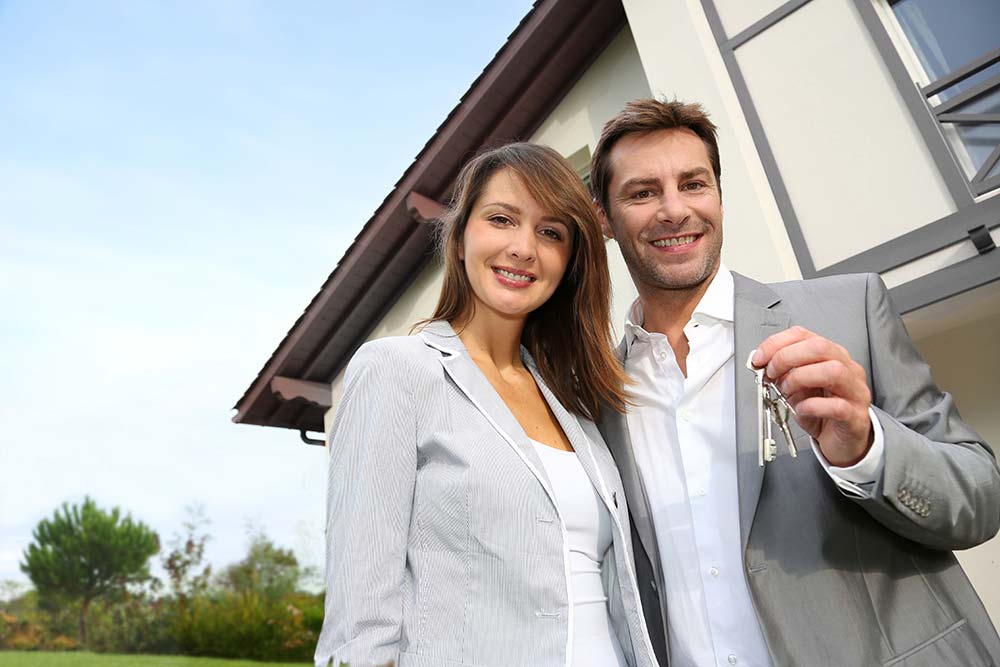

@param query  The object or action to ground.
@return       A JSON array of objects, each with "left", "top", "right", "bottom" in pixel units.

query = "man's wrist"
[{"left": 826, "top": 422, "right": 875, "bottom": 468}]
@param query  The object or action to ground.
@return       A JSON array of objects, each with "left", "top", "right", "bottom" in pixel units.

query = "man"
[{"left": 592, "top": 98, "right": 1000, "bottom": 666}]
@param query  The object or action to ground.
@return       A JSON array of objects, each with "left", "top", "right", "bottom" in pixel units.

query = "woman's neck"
[{"left": 452, "top": 307, "right": 526, "bottom": 372}]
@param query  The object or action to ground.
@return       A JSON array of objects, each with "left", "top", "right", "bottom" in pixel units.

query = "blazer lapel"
[
  {"left": 599, "top": 340, "right": 662, "bottom": 584},
  {"left": 527, "top": 363, "right": 613, "bottom": 512},
  {"left": 733, "top": 272, "right": 789, "bottom": 553},
  {"left": 419, "top": 321, "right": 554, "bottom": 499}
]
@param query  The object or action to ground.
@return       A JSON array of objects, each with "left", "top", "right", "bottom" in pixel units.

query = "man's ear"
[{"left": 594, "top": 199, "right": 615, "bottom": 240}]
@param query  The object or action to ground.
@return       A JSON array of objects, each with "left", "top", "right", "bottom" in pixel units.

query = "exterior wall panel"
[{"left": 733, "top": 0, "right": 956, "bottom": 270}]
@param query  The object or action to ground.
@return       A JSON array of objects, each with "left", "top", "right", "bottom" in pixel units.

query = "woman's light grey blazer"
[{"left": 314, "top": 320, "right": 659, "bottom": 667}]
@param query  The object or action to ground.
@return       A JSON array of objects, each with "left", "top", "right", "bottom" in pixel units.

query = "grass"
[{"left": 0, "top": 652, "right": 310, "bottom": 667}]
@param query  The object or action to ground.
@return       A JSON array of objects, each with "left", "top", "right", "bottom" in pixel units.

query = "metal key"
[
  {"left": 767, "top": 392, "right": 798, "bottom": 459},
  {"left": 746, "top": 351, "right": 798, "bottom": 466},
  {"left": 746, "top": 352, "right": 775, "bottom": 465}
]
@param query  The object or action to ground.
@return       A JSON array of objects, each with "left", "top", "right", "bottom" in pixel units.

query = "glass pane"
[
  {"left": 892, "top": 0, "right": 1000, "bottom": 100},
  {"left": 953, "top": 88, "right": 1000, "bottom": 178},
  {"left": 988, "top": 158, "right": 1000, "bottom": 182},
  {"left": 892, "top": 0, "right": 1000, "bottom": 187}
]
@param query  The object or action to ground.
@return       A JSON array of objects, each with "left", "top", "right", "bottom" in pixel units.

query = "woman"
[{"left": 315, "top": 143, "right": 658, "bottom": 667}]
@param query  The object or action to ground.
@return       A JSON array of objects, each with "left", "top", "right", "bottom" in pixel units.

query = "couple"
[{"left": 315, "top": 99, "right": 1000, "bottom": 667}]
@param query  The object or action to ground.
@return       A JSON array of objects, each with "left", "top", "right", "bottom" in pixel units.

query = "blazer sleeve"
[
  {"left": 854, "top": 272, "right": 1000, "bottom": 550},
  {"left": 314, "top": 341, "right": 417, "bottom": 667}
]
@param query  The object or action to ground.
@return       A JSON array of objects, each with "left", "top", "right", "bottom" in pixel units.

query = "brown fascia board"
[{"left": 232, "top": 0, "right": 627, "bottom": 431}]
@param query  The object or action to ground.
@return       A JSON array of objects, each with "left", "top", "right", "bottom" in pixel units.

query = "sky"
[{"left": 0, "top": 1, "right": 534, "bottom": 591}]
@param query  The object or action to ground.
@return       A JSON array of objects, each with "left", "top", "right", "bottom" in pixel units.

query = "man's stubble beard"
[{"left": 618, "top": 225, "right": 723, "bottom": 294}]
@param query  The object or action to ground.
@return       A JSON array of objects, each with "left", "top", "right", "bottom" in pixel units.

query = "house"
[{"left": 233, "top": 0, "right": 1000, "bottom": 624}]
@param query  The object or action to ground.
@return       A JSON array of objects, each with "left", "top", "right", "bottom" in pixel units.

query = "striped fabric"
[{"left": 314, "top": 320, "right": 659, "bottom": 667}]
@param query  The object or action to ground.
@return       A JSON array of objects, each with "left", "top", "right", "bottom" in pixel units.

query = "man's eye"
[
  {"left": 633, "top": 190, "right": 653, "bottom": 199},
  {"left": 683, "top": 182, "right": 705, "bottom": 191}
]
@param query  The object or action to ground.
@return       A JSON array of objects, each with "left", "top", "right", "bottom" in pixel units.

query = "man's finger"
[
  {"left": 765, "top": 336, "right": 852, "bottom": 381},
  {"left": 751, "top": 325, "right": 815, "bottom": 369},
  {"left": 777, "top": 360, "right": 871, "bottom": 404}
]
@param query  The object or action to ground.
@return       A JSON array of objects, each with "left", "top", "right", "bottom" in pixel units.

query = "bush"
[
  {"left": 170, "top": 589, "right": 320, "bottom": 662},
  {"left": 0, "top": 611, "right": 46, "bottom": 650},
  {"left": 46, "top": 634, "right": 78, "bottom": 651},
  {"left": 87, "top": 593, "right": 175, "bottom": 654}
]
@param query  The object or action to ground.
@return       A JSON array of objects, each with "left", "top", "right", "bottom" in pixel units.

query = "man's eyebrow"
[
  {"left": 481, "top": 201, "right": 568, "bottom": 226},
  {"left": 679, "top": 167, "right": 712, "bottom": 181},
  {"left": 617, "top": 177, "right": 661, "bottom": 192}
]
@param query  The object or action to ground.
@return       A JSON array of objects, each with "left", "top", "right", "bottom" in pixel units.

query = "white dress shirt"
[{"left": 623, "top": 266, "right": 884, "bottom": 667}]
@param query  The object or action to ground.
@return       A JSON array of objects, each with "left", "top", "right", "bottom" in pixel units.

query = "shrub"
[
  {"left": 46, "top": 634, "right": 78, "bottom": 651},
  {"left": 87, "top": 593, "right": 174, "bottom": 655},
  {"left": 170, "top": 589, "right": 319, "bottom": 662}
]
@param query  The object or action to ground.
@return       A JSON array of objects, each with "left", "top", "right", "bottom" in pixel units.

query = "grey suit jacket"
[
  {"left": 315, "top": 320, "right": 660, "bottom": 667},
  {"left": 599, "top": 271, "right": 1000, "bottom": 667}
]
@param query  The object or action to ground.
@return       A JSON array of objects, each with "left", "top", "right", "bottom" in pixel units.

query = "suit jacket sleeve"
[
  {"left": 315, "top": 341, "right": 417, "bottom": 667},
  {"left": 854, "top": 272, "right": 1000, "bottom": 550}
]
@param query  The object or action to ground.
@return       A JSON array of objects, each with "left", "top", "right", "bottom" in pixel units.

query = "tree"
[
  {"left": 20, "top": 496, "right": 159, "bottom": 645},
  {"left": 161, "top": 505, "right": 212, "bottom": 603},
  {"left": 217, "top": 530, "right": 301, "bottom": 601}
]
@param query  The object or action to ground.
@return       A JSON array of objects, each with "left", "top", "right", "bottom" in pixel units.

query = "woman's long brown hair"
[{"left": 417, "top": 142, "right": 628, "bottom": 421}]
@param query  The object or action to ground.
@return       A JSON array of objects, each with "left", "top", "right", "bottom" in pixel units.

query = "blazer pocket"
[{"left": 883, "top": 618, "right": 991, "bottom": 667}]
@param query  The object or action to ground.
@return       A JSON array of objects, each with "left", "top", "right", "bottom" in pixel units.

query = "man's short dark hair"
[{"left": 590, "top": 98, "right": 722, "bottom": 214}]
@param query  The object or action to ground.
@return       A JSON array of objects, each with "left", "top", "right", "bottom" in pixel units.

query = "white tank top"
[{"left": 531, "top": 439, "right": 628, "bottom": 667}]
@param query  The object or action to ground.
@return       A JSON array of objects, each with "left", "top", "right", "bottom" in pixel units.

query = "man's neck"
[{"left": 637, "top": 264, "right": 721, "bottom": 374}]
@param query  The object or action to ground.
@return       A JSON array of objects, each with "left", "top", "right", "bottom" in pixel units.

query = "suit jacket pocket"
[{"left": 884, "top": 618, "right": 991, "bottom": 667}]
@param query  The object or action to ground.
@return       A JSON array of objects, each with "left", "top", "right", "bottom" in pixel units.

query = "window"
[{"left": 886, "top": 0, "right": 1000, "bottom": 194}]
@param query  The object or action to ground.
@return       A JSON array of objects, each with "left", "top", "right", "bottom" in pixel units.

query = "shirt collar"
[{"left": 624, "top": 264, "right": 734, "bottom": 349}]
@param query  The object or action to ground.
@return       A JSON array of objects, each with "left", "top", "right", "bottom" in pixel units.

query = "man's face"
[{"left": 602, "top": 128, "right": 723, "bottom": 293}]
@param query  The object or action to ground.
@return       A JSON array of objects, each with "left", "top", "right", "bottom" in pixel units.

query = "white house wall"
[{"left": 912, "top": 311, "right": 1000, "bottom": 628}]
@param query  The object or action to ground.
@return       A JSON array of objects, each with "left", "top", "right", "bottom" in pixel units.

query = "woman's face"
[{"left": 460, "top": 168, "right": 574, "bottom": 322}]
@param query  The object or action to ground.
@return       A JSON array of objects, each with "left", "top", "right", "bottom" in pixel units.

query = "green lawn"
[{"left": 0, "top": 652, "right": 310, "bottom": 667}]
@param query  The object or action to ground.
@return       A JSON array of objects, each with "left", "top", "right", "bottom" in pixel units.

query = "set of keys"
[{"left": 745, "top": 352, "right": 799, "bottom": 467}]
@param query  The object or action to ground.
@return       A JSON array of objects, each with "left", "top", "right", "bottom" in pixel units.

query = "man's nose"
[{"left": 656, "top": 191, "right": 690, "bottom": 226}]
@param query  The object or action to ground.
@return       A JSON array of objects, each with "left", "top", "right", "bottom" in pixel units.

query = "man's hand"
[{"left": 752, "top": 326, "right": 874, "bottom": 467}]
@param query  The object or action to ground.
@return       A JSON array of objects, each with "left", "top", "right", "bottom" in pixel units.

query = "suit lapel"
[
  {"left": 599, "top": 340, "right": 663, "bottom": 586},
  {"left": 528, "top": 365, "right": 615, "bottom": 513},
  {"left": 733, "top": 272, "right": 789, "bottom": 553},
  {"left": 419, "top": 321, "right": 554, "bottom": 499},
  {"left": 600, "top": 399, "right": 660, "bottom": 567}
]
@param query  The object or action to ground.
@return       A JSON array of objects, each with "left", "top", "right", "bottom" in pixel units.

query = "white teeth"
[
  {"left": 652, "top": 235, "right": 697, "bottom": 247},
  {"left": 495, "top": 268, "right": 533, "bottom": 282}
]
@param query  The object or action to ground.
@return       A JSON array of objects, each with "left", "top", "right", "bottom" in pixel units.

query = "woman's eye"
[
  {"left": 540, "top": 228, "right": 562, "bottom": 241},
  {"left": 488, "top": 215, "right": 512, "bottom": 226}
]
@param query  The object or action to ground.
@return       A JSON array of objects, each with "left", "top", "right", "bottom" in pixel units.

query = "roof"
[{"left": 232, "top": 0, "right": 627, "bottom": 434}]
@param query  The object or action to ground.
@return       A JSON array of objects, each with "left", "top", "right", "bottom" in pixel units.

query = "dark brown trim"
[{"left": 233, "top": 0, "right": 628, "bottom": 431}]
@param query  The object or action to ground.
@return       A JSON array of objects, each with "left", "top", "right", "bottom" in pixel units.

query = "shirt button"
[
  {"left": 679, "top": 409, "right": 691, "bottom": 421},
  {"left": 697, "top": 488, "right": 707, "bottom": 497},
  {"left": 709, "top": 566, "right": 720, "bottom": 577},
  {"left": 658, "top": 351, "right": 667, "bottom": 362},
  {"left": 728, "top": 654, "right": 738, "bottom": 665}
]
